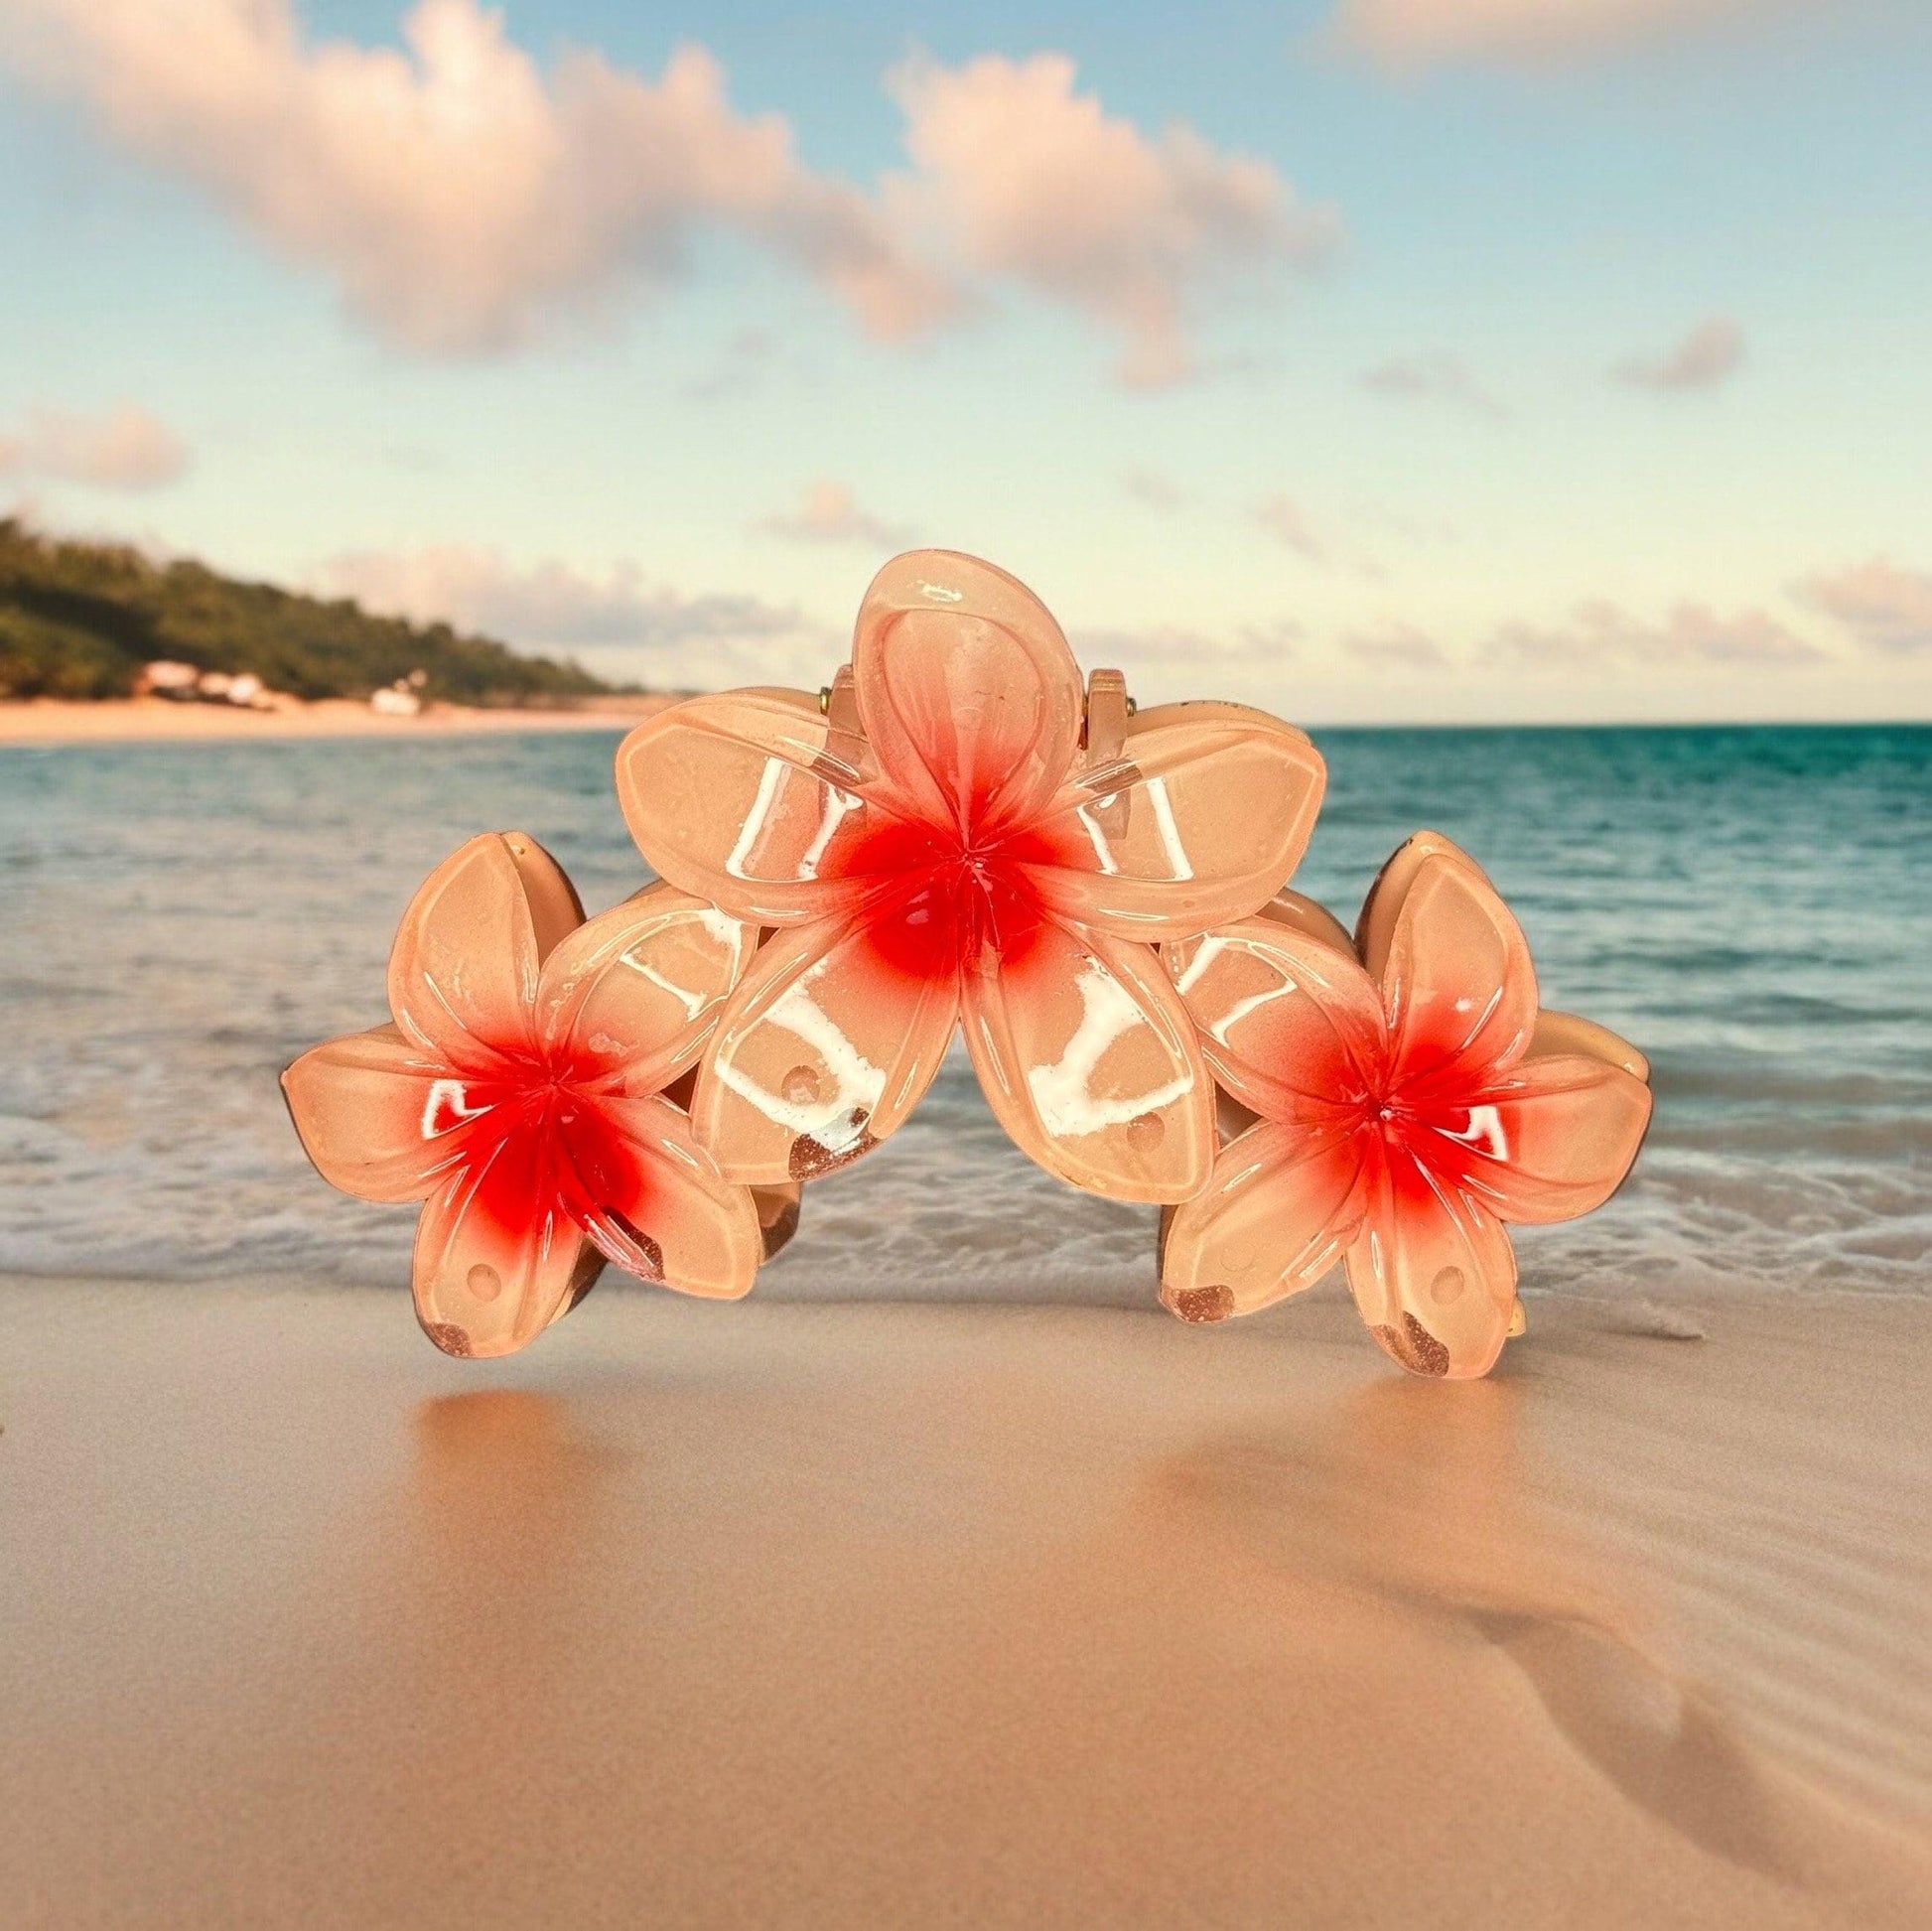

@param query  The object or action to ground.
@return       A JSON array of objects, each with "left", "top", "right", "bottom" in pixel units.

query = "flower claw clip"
[
  {"left": 1159, "top": 832, "right": 1653, "bottom": 1378},
  {"left": 281, "top": 548, "right": 1654, "bottom": 1379},
  {"left": 282, "top": 831, "right": 795, "bottom": 1357},
  {"left": 616, "top": 549, "right": 1328, "bottom": 1202}
]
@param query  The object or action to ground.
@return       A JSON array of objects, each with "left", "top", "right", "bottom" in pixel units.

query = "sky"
[{"left": 1, "top": 0, "right": 1929, "bottom": 722}]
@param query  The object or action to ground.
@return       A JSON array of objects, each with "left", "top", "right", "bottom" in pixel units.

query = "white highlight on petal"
[
  {"left": 1026, "top": 959, "right": 1193, "bottom": 1138},
  {"left": 1439, "top": 1103, "right": 1509, "bottom": 1161},
  {"left": 1173, "top": 934, "right": 1301, "bottom": 1044},
  {"left": 421, "top": 1077, "right": 489, "bottom": 1140},
  {"left": 1145, "top": 775, "right": 1193, "bottom": 881},
  {"left": 797, "top": 785, "right": 863, "bottom": 881},
  {"left": 621, "top": 956, "right": 710, "bottom": 1021},
  {"left": 611, "top": 907, "right": 751, "bottom": 1021},
  {"left": 725, "top": 758, "right": 787, "bottom": 881},
  {"left": 1073, "top": 799, "right": 1122, "bottom": 875},
  {"left": 1172, "top": 932, "right": 1224, "bottom": 997},
  {"left": 712, "top": 961, "right": 887, "bottom": 1135}
]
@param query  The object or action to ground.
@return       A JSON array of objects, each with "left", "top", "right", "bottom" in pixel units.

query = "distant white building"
[
  {"left": 141, "top": 660, "right": 282, "bottom": 708},
  {"left": 140, "top": 660, "right": 200, "bottom": 696}
]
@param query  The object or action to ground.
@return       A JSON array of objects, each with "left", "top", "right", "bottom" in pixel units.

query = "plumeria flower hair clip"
[
  {"left": 615, "top": 550, "right": 1327, "bottom": 1203},
  {"left": 284, "top": 550, "right": 1652, "bottom": 1376},
  {"left": 283, "top": 832, "right": 797, "bottom": 1357},
  {"left": 1159, "top": 832, "right": 1654, "bottom": 1378}
]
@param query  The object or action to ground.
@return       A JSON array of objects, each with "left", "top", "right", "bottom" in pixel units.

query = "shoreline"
[
  {"left": 7, "top": 702, "right": 1926, "bottom": 750},
  {"left": 0, "top": 695, "right": 675, "bottom": 746},
  {"left": 4, "top": 1277, "right": 1926, "bottom": 1924}
]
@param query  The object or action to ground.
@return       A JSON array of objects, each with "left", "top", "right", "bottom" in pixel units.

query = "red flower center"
[
  {"left": 426, "top": 1042, "right": 649, "bottom": 1255},
  {"left": 1341, "top": 1056, "right": 1509, "bottom": 1195},
  {"left": 828, "top": 810, "right": 1088, "bottom": 983}
]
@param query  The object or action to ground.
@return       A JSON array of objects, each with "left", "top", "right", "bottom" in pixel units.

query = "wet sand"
[
  {"left": 0, "top": 697, "right": 670, "bottom": 745},
  {"left": 3, "top": 1278, "right": 1928, "bottom": 1927}
]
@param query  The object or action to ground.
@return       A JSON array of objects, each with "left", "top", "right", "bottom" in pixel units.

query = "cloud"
[
  {"left": 1076, "top": 618, "right": 1302, "bottom": 686},
  {"left": 317, "top": 546, "right": 819, "bottom": 687},
  {"left": 1799, "top": 558, "right": 1932, "bottom": 654},
  {"left": 1123, "top": 469, "right": 1184, "bottom": 511},
  {"left": 0, "top": 6, "right": 1340, "bottom": 382},
  {"left": 757, "top": 480, "right": 911, "bottom": 548},
  {"left": 887, "top": 52, "right": 1340, "bottom": 388},
  {"left": 1613, "top": 316, "right": 1745, "bottom": 390},
  {"left": 1485, "top": 597, "right": 1825, "bottom": 668},
  {"left": 0, "top": 0, "right": 956, "bottom": 353},
  {"left": 1329, "top": 0, "right": 1765, "bottom": 70},
  {"left": 1253, "top": 494, "right": 1327, "bottom": 561},
  {"left": 1342, "top": 622, "right": 1449, "bottom": 671},
  {"left": 0, "top": 403, "right": 190, "bottom": 489},
  {"left": 1360, "top": 352, "right": 1505, "bottom": 418}
]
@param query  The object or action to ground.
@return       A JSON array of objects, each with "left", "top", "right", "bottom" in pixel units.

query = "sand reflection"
[
  {"left": 408, "top": 1389, "right": 611, "bottom": 1557},
  {"left": 378, "top": 1387, "right": 629, "bottom": 1695}
]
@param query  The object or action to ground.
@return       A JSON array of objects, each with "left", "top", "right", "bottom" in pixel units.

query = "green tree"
[{"left": 0, "top": 520, "right": 622, "bottom": 705}]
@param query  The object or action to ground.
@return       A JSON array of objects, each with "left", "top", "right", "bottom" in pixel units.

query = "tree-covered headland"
[{"left": 0, "top": 519, "right": 616, "bottom": 705}]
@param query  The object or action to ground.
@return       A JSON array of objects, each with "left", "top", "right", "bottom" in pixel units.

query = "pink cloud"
[
  {"left": 1614, "top": 316, "right": 1746, "bottom": 390},
  {"left": 0, "top": 403, "right": 190, "bottom": 489},
  {"left": 1253, "top": 494, "right": 1327, "bottom": 562},
  {"left": 1342, "top": 622, "right": 1449, "bottom": 671},
  {"left": 1077, "top": 619, "right": 1303, "bottom": 683},
  {"left": 1799, "top": 558, "right": 1932, "bottom": 655},
  {"left": 888, "top": 52, "right": 1340, "bottom": 389},
  {"left": 319, "top": 545, "right": 806, "bottom": 652},
  {"left": 757, "top": 480, "right": 911, "bottom": 548},
  {"left": 0, "top": 0, "right": 954, "bottom": 352},
  {"left": 1486, "top": 597, "right": 1825, "bottom": 667},
  {"left": 1330, "top": 0, "right": 1768, "bottom": 69},
  {"left": 0, "top": 7, "right": 1332, "bottom": 382},
  {"left": 1360, "top": 351, "right": 1506, "bottom": 418}
]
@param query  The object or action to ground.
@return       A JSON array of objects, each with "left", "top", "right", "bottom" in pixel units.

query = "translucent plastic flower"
[
  {"left": 283, "top": 832, "right": 783, "bottom": 1358},
  {"left": 616, "top": 550, "right": 1327, "bottom": 1201},
  {"left": 1160, "top": 832, "right": 1653, "bottom": 1377}
]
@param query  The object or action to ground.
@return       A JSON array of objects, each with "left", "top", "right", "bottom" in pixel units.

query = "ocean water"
[{"left": 2, "top": 724, "right": 1927, "bottom": 1305}]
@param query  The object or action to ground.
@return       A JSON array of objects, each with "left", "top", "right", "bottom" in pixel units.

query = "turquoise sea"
[{"left": 2, "top": 724, "right": 1927, "bottom": 1305}]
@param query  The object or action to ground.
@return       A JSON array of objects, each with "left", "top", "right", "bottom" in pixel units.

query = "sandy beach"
[
  {"left": 0, "top": 697, "right": 673, "bottom": 745},
  {"left": 3, "top": 1277, "right": 1926, "bottom": 1927}
]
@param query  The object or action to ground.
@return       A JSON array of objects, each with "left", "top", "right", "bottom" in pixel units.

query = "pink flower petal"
[
  {"left": 386, "top": 832, "right": 579, "bottom": 1066},
  {"left": 281, "top": 1023, "right": 470, "bottom": 1203},
  {"left": 1379, "top": 849, "right": 1539, "bottom": 1088},
  {"left": 853, "top": 550, "right": 1083, "bottom": 835},
  {"left": 616, "top": 690, "right": 889, "bottom": 925},
  {"left": 1257, "top": 886, "right": 1356, "bottom": 958},
  {"left": 1164, "top": 916, "right": 1386, "bottom": 1127},
  {"left": 1031, "top": 702, "right": 1325, "bottom": 941},
  {"left": 410, "top": 1144, "right": 594, "bottom": 1358},
  {"left": 1355, "top": 829, "right": 1496, "bottom": 981},
  {"left": 1161, "top": 1120, "right": 1363, "bottom": 1321},
  {"left": 573, "top": 1094, "right": 764, "bottom": 1300},
  {"left": 1439, "top": 1052, "right": 1654, "bottom": 1225},
  {"left": 1529, "top": 1008, "right": 1650, "bottom": 1082},
  {"left": 961, "top": 919, "right": 1211, "bottom": 1202},
  {"left": 692, "top": 913, "right": 960, "bottom": 1183},
  {"left": 1343, "top": 1146, "right": 1518, "bottom": 1379},
  {"left": 536, "top": 883, "right": 758, "bottom": 1098}
]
